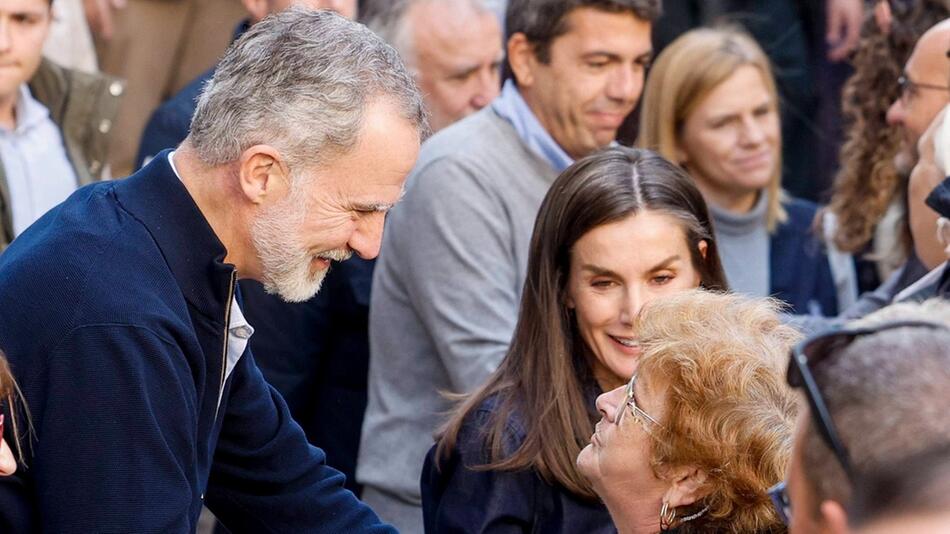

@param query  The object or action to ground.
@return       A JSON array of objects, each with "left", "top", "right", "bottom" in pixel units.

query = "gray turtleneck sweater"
[{"left": 709, "top": 192, "right": 770, "bottom": 298}]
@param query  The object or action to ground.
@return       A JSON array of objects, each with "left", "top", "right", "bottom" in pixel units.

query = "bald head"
[{"left": 886, "top": 18, "right": 950, "bottom": 173}]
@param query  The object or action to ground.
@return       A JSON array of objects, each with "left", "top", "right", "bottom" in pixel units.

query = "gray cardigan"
[{"left": 357, "top": 107, "right": 558, "bottom": 505}]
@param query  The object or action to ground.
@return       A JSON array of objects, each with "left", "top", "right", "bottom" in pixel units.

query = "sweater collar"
[
  {"left": 113, "top": 149, "right": 236, "bottom": 322},
  {"left": 491, "top": 79, "right": 574, "bottom": 174},
  {"left": 708, "top": 191, "right": 769, "bottom": 236}
]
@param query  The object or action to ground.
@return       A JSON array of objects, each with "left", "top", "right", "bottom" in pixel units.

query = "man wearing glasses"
[
  {"left": 886, "top": 18, "right": 950, "bottom": 177},
  {"left": 769, "top": 301, "right": 950, "bottom": 533}
]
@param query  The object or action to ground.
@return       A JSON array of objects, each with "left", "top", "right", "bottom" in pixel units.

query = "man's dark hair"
[
  {"left": 503, "top": 0, "right": 661, "bottom": 80},
  {"left": 849, "top": 444, "right": 950, "bottom": 528}
]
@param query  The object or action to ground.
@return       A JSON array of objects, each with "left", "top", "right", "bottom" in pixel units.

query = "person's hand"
[
  {"left": 826, "top": 0, "right": 864, "bottom": 62},
  {"left": 83, "top": 0, "right": 128, "bottom": 41},
  {"left": 874, "top": 0, "right": 893, "bottom": 35}
]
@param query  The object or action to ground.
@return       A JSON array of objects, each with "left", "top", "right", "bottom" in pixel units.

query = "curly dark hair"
[{"left": 826, "top": 0, "right": 949, "bottom": 255}]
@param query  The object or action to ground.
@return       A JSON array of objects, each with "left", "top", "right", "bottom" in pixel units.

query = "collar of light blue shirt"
[
  {"left": 491, "top": 79, "right": 574, "bottom": 173},
  {"left": 0, "top": 84, "right": 51, "bottom": 135}
]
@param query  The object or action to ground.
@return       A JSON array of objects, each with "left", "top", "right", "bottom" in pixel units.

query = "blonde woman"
[
  {"left": 639, "top": 27, "right": 856, "bottom": 316},
  {"left": 578, "top": 290, "right": 799, "bottom": 533}
]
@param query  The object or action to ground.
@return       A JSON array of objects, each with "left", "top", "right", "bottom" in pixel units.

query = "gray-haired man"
[
  {"left": 358, "top": 0, "right": 659, "bottom": 531},
  {"left": 364, "top": 0, "right": 504, "bottom": 132},
  {"left": 779, "top": 300, "right": 950, "bottom": 534},
  {"left": 0, "top": 8, "right": 426, "bottom": 533}
]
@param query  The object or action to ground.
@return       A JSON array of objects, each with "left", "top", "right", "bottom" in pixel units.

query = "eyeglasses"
[
  {"left": 617, "top": 374, "right": 663, "bottom": 430},
  {"left": 898, "top": 74, "right": 950, "bottom": 104},
  {"left": 771, "top": 320, "right": 947, "bottom": 525}
]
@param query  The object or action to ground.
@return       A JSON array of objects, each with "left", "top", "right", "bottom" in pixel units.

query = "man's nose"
[
  {"left": 605, "top": 66, "right": 642, "bottom": 104},
  {"left": 469, "top": 67, "right": 501, "bottom": 110},
  {"left": 886, "top": 97, "right": 905, "bottom": 127},
  {"left": 349, "top": 214, "right": 385, "bottom": 260}
]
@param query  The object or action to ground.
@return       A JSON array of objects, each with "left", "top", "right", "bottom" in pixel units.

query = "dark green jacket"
[{"left": 0, "top": 59, "right": 124, "bottom": 248}]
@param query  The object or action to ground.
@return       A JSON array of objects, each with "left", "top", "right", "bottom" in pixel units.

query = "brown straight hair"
[{"left": 434, "top": 147, "right": 728, "bottom": 499}]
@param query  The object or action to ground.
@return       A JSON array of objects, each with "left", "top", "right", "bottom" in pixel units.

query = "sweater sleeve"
[
  {"left": 205, "top": 350, "right": 394, "bottom": 534},
  {"left": 394, "top": 157, "right": 521, "bottom": 393},
  {"left": 28, "top": 324, "right": 201, "bottom": 533}
]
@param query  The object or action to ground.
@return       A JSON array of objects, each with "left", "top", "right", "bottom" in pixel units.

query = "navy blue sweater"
[{"left": 0, "top": 154, "right": 393, "bottom": 533}]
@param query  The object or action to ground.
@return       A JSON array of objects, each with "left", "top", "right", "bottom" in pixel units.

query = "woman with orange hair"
[{"left": 578, "top": 290, "right": 799, "bottom": 533}]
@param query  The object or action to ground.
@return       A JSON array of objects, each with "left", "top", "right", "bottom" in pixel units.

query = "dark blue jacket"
[
  {"left": 239, "top": 257, "right": 374, "bottom": 496},
  {"left": 0, "top": 154, "right": 393, "bottom": 533},
  {"left": 421, "top": 394, "right": 614, "bottom": 534},
  {"left": 138, "top": 21, "right": 374, "bottom": 495},
  {"left": 770, "top": 197, "right": 839, "bottom": 316}
]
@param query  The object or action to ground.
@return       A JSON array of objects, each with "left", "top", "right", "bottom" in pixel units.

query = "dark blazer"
[
  {"left": 421, "top": 394, "right": 615, "bottom": 534},
  {"left": 0, "top": 153, "right": 392, "bottom": 533},
  {"left": 770, "top": 197, "right": 839, "bottom": 316}
]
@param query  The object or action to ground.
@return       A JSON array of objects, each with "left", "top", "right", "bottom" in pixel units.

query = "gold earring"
[{"left": 659, "top": 501, "right": 676, "bottom": 530}]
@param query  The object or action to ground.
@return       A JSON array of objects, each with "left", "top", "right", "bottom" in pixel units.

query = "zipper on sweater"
[{"left": 214, "top": 270, "right": 237, "bottom": 422}]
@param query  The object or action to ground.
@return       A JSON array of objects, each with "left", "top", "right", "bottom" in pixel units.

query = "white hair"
[{"left": 363, "top": 0, "right": 502, "bottom": 72}]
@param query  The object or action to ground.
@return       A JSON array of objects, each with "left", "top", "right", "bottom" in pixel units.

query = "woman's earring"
[{"left": 659, "top": 501, "right": 676, "bottom": 530}]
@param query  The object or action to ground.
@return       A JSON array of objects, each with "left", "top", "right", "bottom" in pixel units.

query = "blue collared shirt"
[
  {"left": 491, "top": 79, "right": 574, "bottom": 173},
  {"left": 0, "top": 84, "right": 80, "bottom": 236}
]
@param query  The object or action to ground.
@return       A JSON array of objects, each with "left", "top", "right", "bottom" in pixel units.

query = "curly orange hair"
[{"left": 634, "top": 290, "right": 800, "bottom": 533}]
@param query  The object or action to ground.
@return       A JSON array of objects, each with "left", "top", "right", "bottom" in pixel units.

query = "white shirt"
[
  {"left": 0, "top": 84, "right": 80, "bottom": 236},
  {"left": 167, "top": 151, "right": 254, "bottom": 408}
]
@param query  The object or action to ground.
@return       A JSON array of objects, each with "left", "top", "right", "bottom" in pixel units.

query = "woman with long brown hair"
[{"left": 420, "top": 147, "right": 728, "bottom": 533}]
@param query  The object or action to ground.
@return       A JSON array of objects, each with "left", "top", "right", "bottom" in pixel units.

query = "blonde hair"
[
  {"left": 634, "top": 290, "right": 801, "bottom": 533},
  {"left": 638, "top": 27, "right": 787, "bottom": 232}
]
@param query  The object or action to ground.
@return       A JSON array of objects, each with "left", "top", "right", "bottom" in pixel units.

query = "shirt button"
[
  {"left": 109, "top": 81, "right": 124, "bottom": 97},
  {"left": 98, "top": 119, "right": 112, "bottom": 134},
  {"left": 233, "top": 326, "right": 252, "bottom": 339}
]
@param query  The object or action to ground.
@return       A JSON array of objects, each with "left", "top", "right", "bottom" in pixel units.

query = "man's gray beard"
[{"left": 250, "top": 194, "right": 328, "bottom": 303}]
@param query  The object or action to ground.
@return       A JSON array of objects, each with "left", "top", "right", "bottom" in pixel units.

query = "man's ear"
[
  {"left": 238, "top": 145, "right": 290, "bottom": 205},
  {"left": 241, "top": 0, "right": 269, "bottom": 24},
  {"left": 507, "top": 33, "right": 539, "bottom": 88},
  {"left": 819, "top": 499, "right": 850, "bottom": 534},
  {"left": 662, "top": 465, "right": 709, "bottom": 509}
]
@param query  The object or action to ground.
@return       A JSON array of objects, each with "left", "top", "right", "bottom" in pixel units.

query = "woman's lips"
[
  {"left": 608, "top": 334, "right": 641, "bottom": 355},
  {"left": 733, "top": 150, "right": 773, "bottom": 170}
]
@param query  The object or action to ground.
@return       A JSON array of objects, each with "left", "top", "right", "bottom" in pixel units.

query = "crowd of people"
[{"left": 0, "top": 0, "right": 946, "bottom": 532}]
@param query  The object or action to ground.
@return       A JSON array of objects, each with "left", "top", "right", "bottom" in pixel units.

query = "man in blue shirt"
[{"left": 0, "top": 8, "right": 426, "bottom": 533}]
